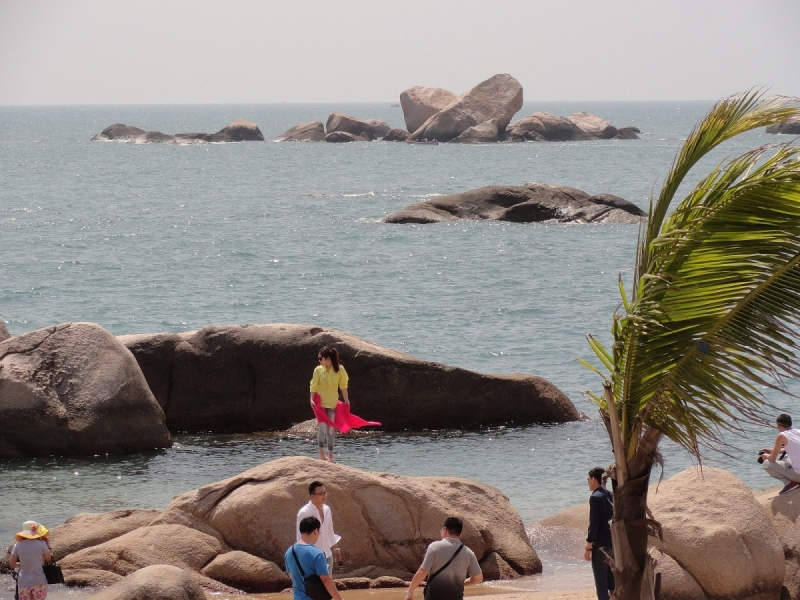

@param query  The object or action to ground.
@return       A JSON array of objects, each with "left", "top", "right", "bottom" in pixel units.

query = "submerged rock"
[
  {"left": 409, "top": 74, "right": 523, "bottom": 143},
  {"left": 381, "top": 183, "right": 646, "bottom": 225},
  {"left": 399, "top": 86, "right": 457, "bottom": 133},
  {"left": 0, "top": 322, "right": 172, "bottom": 458},
  {"left": 119, "top": 323, "right": 579, "bottom": 432},
  {"left": 275, "top": 121, "right": 326, "bottom": 142}
]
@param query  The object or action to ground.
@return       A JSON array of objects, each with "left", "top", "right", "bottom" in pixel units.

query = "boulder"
[
  {"left": 209, "top": 119, "right": 264, "bottom": 142},
  {"left": 144, "top": 131, "right": 177, "bottom": 144},
  {"left": 0, "top": 323, "right": 172, "bottom": 458},
  {"left": 0, "top": 321, "right": 9, "bottom": 342},
  {"left": 766, "top": 116, "right": 800, "bottom": 134},
  {"left": 382, "top": 128, "right": 410, "bottom": 142},
  {"left": 366, "top": 119, "right": 392, "bottom": 138},
  {"left": 381, "top": 183, "right": 646, "bottom": 225},
  {"left": 162, "top": 456, "right": 541, "bottom": 578},
  {"left": 614, "top": 126, "right": 641, "bottom": 140},
  {"left": 506, "top": 113, "right": 591, "bottom": 142},
  {"left": 49, "top": 509, "right": 161, "bottom": 561},
  {"left": 568, "top": 112, "right": 618, "bottom": 139},
  {"left": 275, "top": 121, "right": 325, "bottom": 142},
  {"left": 451, "top": 120, "right": 500, "bottom": 144},
  {"left": 325, "top": 131, "right": 370, "bottom": 143},
  {"left": 65, "top": 569, "right": 124, "bottom": 588},
  {"left": 410, "top": 74, "right": 523, "bottom": 143},
  {"left": 399, "top": 86, "right": 457, "bottom": 133},
  {"left": 119, "top": 323, "right": 579, "bottom": 432},
  {"left": 174, "top": 132, "right": 211, "bottom": 141},
  {"left": 91, "top": 124, "right": 147, "bottom": 142},
  {"left": 760, "top": 486, "right": 800, "bottom": 600},
  {"left": 87, "top": 564, "right": 207, "bottom": 600},
  {"left": 326, "top": 113, "right": 376, "bottom": 140},
  {"left": 201, "top": 550, "right": 290, "bottom": 592}
]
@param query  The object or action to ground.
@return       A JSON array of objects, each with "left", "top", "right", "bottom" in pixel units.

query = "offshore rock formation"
[
  {"left": 399, "top": 86, "right": 458, "bottom": 133},
  {"left": 381, "top": 183, "right": 646, "bottom": 225},
  {"left": 119, "top": 323, "right": 579, "bottom": 432},
  {"left": 56, "top": 457, "right": 540, "bottom": 592},
  {"left": 766, "top": 116, "right": 800, "bottom": 134},
  {"left": 506, "top": 112, "right": 639, "bottom": 141},
  {"left": 0, "top": 323, "right": 172, "bottom": 458},
  {"left": 326, "top": 112, "right": 378, "bottom": 140},
  {"left": 382, "top": 128, "right": 410, "bottom": 142},
  {"left": 91, "top": 120, "right": 264, "bottom": 144},
  {"left": 274, "top": 121, "right": 326, "bottom": 142}
]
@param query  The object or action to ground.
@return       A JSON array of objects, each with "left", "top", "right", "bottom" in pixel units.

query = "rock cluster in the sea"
[
  {"left": 53, "top": 457, "right": 539, "bottom": 594},
  {"left": 536, "top": 466, "right": 786, "bottom": 600},
  {"left": 381, "top": 183, "right": 647, "bottom": 225},
  {"left": 119, "top": 323, "right": 580, "bottom": 433},
  {"left": 0, "top": 323, "right": 172, "bottom": 458},
  {"left": 274, "top": 73, "right": 638, "bottom": 144},
  {"left": 91, "top": 119, "right": 264, "bottom": 144},
  {"left": 766, "top": 115, "right": 800, "bottom": 134}
]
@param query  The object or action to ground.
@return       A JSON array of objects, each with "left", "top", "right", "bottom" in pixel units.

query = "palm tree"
[{"left": 582, "top": 91, "right": 800, "bottom": 600}]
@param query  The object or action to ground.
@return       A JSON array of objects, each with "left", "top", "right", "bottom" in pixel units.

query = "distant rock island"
[
  {"left": 92, "top": 119, "right": 264, "bottom": 144},
  {"left": 381, "top": 183, "right": 646, "bottom": 224},
  {"left": 275, "top": 73, "right": 639, "bottom": 144},
  {"left": 766, "top": 116, "right": 800, "bottom": 135}
]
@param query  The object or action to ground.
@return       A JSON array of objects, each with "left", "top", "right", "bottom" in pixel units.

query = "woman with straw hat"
[{"left": 10, "top": 521, "right": 52, "bottom": 600}]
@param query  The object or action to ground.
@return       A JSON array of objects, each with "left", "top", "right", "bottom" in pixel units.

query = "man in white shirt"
[
  {"left": 760, "top": 413, "right": 800, "bottom": 495},
  {"left": 296, "top": 480, "right": 342, "bottom": 573}
]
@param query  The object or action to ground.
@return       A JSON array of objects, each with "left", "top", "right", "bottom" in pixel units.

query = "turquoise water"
[{"left": 0, "top": 103, "right": 792, "bottom": 580}]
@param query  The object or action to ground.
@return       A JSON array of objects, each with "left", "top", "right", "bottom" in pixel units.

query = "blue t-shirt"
[{"left": 285, "top": 542, "right": 329, "bottom": 600}]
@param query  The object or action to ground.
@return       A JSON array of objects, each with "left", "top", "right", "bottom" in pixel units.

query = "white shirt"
[
  {"left": 783, "top": 428, "right": 800, "bottom": 472},
  {"left": 297, "top": 501, "right": 341, "bottom": 558}
]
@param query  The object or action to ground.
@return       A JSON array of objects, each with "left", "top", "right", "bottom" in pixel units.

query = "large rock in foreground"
[
  {"left": 91, "top": 120, "right": 264, "bottom": 144},
  {"left": 119, "top": 324, "right": 578, "bottom": 432},
  {"left": 761, "top": 486, "right": 800, "bottom": 600},
  {"left": 87, "top": 564, "right": 207, "bottom": 600},
  {"left": 399, "top": 86, "right": 457, "bottom": 133},
  {"left": 0, "top": 323, "right": 172, "bottom": 458},
  {"left": 164, "top": 456, "right": 541, "bottom": 579},
  {"left": 275, "top": 121, "right": 326, "bottom": 142},
  {"left": 381, "top": 183, "right": 646, "bottom": 225},
  {"left": 410, "top": 74, "right": 523, "bottom": 143},
  {"left": 766, "top": 116, "right": 800, "bottom": 134}
]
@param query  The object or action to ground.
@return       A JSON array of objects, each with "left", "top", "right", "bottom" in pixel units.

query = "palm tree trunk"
[{"left": 610, "top": 470, "right": 655, "bottom": 600}]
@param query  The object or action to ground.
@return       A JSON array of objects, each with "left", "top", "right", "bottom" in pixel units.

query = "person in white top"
[
  {"left": 296, "top": 480, "right": 342, "bottom": 573},
  {"left": 760, "top": 413, "right": 800, "bottom": 495}
]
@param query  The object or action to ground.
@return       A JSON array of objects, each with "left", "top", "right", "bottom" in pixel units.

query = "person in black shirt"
[{"left": 584, "top": 467, "right": 615, "bottom": 600}]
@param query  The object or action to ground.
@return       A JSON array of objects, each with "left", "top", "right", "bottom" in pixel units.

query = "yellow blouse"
[{"left": 310, "top": 365, "right": 349, "bottom": 409}]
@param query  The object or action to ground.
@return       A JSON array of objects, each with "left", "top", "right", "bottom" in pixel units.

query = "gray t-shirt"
[
  {"left": 11, "top": 538, "right": 49, "bottom": 588},
  {"left": 420, "top": 538, "right": 481, "bottom": 600}
]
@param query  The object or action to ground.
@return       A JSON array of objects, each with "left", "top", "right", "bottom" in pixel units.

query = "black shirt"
[{"left": 587, "top": 487, "right": 613, "bottom": 548}]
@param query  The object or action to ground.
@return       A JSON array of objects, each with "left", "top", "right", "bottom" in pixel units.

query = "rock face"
[
  {"left": 382, "top": 128, "right": 409, "bottom": 142},
  {"left": 761, "top": 487, "right": 800, "bottom": 600},
  {"left": 381, "top": 183, "right": 646, "bottom": 225},
  {"left": 451, "top": 120, "right": 500, "bottom": 144},
  {"left": 201, "top": 550, "right": 290, "bottom": 592},
  {"left": 275, "top": 121, "right": 326, "bottom": 142},
  {"left": 568, "top": 112, "right": 618, "bottom": 139},
  {"left": 410, "top": 74, "right": 523, "bottom": 143},
  {"left": 163, "top": 456, "right": 541, "bottom": 579},
  {"left": 536, "top": 467, "right": 785, "bottom": 600},
  {"left": 326, "top": 113, "right": 376, "bottom": 140},
  {"left": 87, "top": 564, "right": 207, "bottom": 600},
  {"left": 0, "top": 323, "right": 172, "bottom": 458},
  {"left": 399, "top": 86, "right": 457, "bottom": 133},
  {"left": 506, "top": 113, "right": 591, "bottom": 142},
  {"left": 49, "top": 509, "right": 161, "bottom": 561},
  {"left": 119, "top": 324, "right": 579, "bottom": 433},
  {"left": 366, "top": 119, "right": 392, "bottom": 138},
  {"left": 766, "top": 116, "right": 800, "bottom": 134},
  {"left": 0, "top": 321, "right": 9, "bottom": 342},
  {"left": 325, "top": 131, "right": 369, "bottom": 143},
  {"left": 91, "top": 120, "right": 264, "bottom": 144}
]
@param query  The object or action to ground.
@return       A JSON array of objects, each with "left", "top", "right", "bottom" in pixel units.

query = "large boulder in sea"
[
  {"left": 382, "top": 128, "right": 409, "bottom": 142},
  {"left": 274, "top": 121, "right": 325, "bottom": 142},
  {"left": 381, "top": 183, "right": 646, "bottom": 225},
  {"left": 399, "top": 86, "right": 457, "bottom": 133},
  {"left": 118, "top": 324, "right": 578, "bottom": 433},
  {"left": 87, "top": 565, "right": 207, "bottom": 600},
  {"left": 506, "top": 113, "right": 591, "bottom": 142},
  {"left": 208, "top": 119, "right": 264, "bottom": 142},
  {"left": 451, "top": 120, "right": 501, "bottom": 144},
  {"left": 568, "top": 112, "right": 618, "bottom": 139},
  {"left": 766, "top": 116, "right": 800, "bottom": 134},
  {"left": 326, "top": 113, "right": 376, "bottom": 140},
  {"left": 409, "top": 74, "right": 523, "bottom": 143},
  {"left": 325, "top": 131, "right": 370, "bottom": 143},
  {"left": 162, "top": 456, "right": 542, "bottom": 579},
  {"left": 0, "top": 323, "right": 172, "bottom": 458},
  {"left": 535, "top": 467, "right": 785, "bottom": 600},
  {"left": 91, "top": 124, "right": 149, "bottom": 142},
  {"left": 366, "top": 119, "right": 392, "bottom": 138},
  {"left": 92, "top": 120, "right": 264, "bottom": 143}
]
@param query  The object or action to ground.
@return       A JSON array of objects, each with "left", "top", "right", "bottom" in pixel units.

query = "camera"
[{"left": 758, "top": 450, "right": 769, "bottom": 464}]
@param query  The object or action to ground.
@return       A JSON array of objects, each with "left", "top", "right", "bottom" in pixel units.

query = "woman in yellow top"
[{"left": 310, "top": 346, "right": 350, "bottom": 463}]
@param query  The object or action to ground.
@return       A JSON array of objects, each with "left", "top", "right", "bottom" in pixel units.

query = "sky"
[{"left": 1, "top": 0, "right": 798, "bottom": 105}]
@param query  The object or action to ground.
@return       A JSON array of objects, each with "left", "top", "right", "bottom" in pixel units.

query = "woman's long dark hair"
[{"left": 318, "top": 346, "right": 340, "bottom": 373}]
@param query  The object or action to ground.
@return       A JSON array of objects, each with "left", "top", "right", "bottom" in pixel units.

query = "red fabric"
[{"left": 312, "top": 393, "right": 381, "bottom": 434}]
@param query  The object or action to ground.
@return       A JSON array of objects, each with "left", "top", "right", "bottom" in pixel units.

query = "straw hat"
[{"left": 14, "top": 521, "right": 48, "bottom": 541}]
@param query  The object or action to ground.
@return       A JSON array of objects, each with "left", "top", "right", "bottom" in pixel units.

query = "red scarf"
[{"left": 312, "top": 393, "right": 381, "bottom": 433}]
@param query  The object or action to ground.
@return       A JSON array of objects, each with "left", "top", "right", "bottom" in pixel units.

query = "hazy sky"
[{"left": 1, "top": 0, "right": 798, "bottom": 105}]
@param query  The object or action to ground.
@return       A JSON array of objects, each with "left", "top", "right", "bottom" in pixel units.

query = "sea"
[{"left": 0, "top": 101, "right": 795, "bottom": 597}]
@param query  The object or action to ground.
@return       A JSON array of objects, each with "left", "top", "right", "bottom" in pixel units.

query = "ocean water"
[{"left": 0, "top": 102, "right": 794, "bottom": 592}]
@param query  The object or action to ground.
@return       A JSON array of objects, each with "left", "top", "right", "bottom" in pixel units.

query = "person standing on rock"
[
  {"left": 286, "top": 516, "right": 343, "bottom": 600},
  {"left": 297, "top": 481, "right": 342, "bottom": 575},
  {"left": 760, "top": 413, "right": 800, "bottom": 495},
  {"left": 310, "top": 346, "right": 350, "bottom": 463},
  {"left": 584, "top": 467, "right": 615, "bottom": 600},
  {"left": 404, "top": 516, "right": 482, "bottom": 600},
  {"left": 9, "top": 521, "right": 52, "bottom": 600}
]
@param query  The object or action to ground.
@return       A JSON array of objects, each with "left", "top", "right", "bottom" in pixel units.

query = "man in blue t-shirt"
[{"left": 285, "top": 516, "right": 343, "bottom": 600}]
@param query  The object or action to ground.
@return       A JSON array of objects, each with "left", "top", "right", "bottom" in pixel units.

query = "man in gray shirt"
[{"left": 404, "top": 516, "right": 483, "bottom": 600}]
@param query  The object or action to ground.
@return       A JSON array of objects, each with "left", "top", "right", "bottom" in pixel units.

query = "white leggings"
[{"left": 318, "top": 408, "right": 336, "bottom": 451}]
